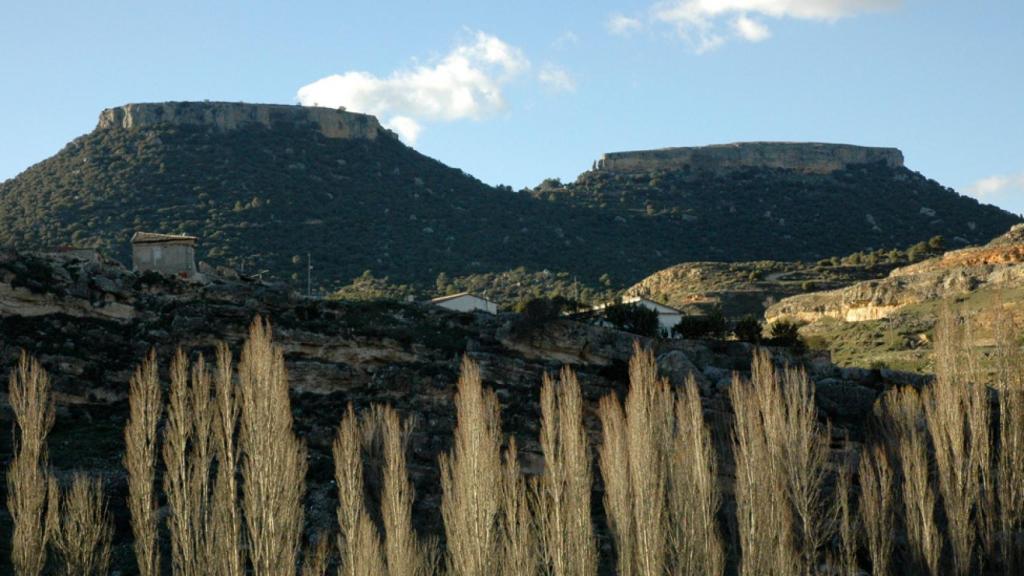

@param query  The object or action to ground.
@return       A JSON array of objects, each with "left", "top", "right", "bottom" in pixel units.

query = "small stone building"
[
  {"left": 131, "top": 232, "right": 197, "bottom": 276},
  {"left": 429, "top": 292, "right": 499, "bottom": 315}
]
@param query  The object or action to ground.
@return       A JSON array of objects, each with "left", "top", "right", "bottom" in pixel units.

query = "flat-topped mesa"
[
  {"left": 97, "top": 101, "right": 397, "bottom": 141},
  {"left": 596, "top": 142, "right": 904, "bottom": 174}
]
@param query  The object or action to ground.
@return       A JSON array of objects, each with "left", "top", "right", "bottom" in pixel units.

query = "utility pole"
[{"left": 306, "top": 252, "right": 312, "bottom": 298}]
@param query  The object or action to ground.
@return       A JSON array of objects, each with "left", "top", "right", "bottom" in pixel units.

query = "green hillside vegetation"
[
  {"left": 1, "top": 104, "right": 1017, "bottom": 294},
  {"left": 539, "top": 163, "right": 1016, "bottom": 262},
  {"left": 803, "top": 284, "right": 1024, "bottom": 373}
]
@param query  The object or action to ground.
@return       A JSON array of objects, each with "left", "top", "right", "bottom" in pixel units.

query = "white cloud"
[
  {"left": 651, "top": 0, "right": 901, "bottom": 51},
  {"left": 608, "top": 13, "right": 644, "bottom": 36},
  {"left": 384, "top": 116, "right": 422, "bottom": 144},
  {"left": 538, "top": 64, "right": 577, "bottom": 93},
  {"left": 554, "top": 30, "right": 580, "bottom": 48},
  {"left": 296, "top": 31, "right": 529, "bottom": 144},
  {"left": 732, "top": 14, "right": 771, "bottom": 41},
  {"left": 967, "top": 173, "right": 1024, "bottom": 198}
]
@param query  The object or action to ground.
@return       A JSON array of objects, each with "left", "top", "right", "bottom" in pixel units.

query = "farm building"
[
  {"left": 592, "top": 295, "right": 684, "bottom": 336},
  {"left": 131, "top": 232, "right": 198, "bottom": 277},
  {"left": 429, "top": 292, "right": 499, "bottom": 315}
]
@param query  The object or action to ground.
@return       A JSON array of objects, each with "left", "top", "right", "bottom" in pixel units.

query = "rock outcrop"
[
  {"left": 596, "top": 142, "right": 904, "bottom": 174},
  {"left": 97, "top": 101, "right": 396, "bottom": 140},
  {"left": 765, "top": 229, "right": 1024, "bottom": 325}
]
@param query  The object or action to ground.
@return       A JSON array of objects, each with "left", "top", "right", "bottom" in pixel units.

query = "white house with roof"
[
  {"left": 592, "top": 295, "right": 684, "bottom": 336},
  {"left": 429, "top": 292, "right": 499, "bottom": 315}
]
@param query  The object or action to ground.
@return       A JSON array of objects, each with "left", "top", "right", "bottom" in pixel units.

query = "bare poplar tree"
[
  {"left": 668, "top": 375, "right": 724, "bottom": 576},
  {"left": 124, "top": 350, "right": 162, "bottom": 576},
  {"left": 7, "top": 352, "right": 56, "bottom": 576},
  {"left": 239, "top": 317, "right": 308, "bottom": 576},
  {"left": 211, "top": 342, "right": 243, "bottom": 576},
  {"left": 537, "top": 367, "right": 597, "bottom": 576},
  {"left": 334, "top": 404, "right": 385, "bottom": 576},
  {"left": 50, "top": 474, "right": 113, "bottom": 576},
  {"left": 501, "top": 437, "right": 536, "bottom": 576},
  {"left": 859, "top": 445, "right": 894, "bottom": 576},
  {"left": 379, "top": 405, "right": 435, "bottom": 576},
  {"left": 440, "top": 356, "right": 505, "bottom": 576}
]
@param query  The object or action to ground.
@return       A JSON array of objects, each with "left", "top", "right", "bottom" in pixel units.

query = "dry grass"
[
  {"left": 124, "top": 350, "right": 162, "bottom": 576},
  {"left": 238, "top": 317, "right": 308, "bottom": 576},
  {"left": 50, "top": 473, "right": 113, "bottom": 576},
  {"left": 6, "top": 351, "right": 56, "bottom": 576}
]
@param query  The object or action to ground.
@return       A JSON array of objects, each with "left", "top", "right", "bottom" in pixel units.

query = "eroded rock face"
[
  {"left": 97, "top": 101, "right": 396, "bottom": 140},
  {"left": 597, "top": 142, "right": 904, "bottom": 174},
  {"left": 765, "top": 233, "right": 1024, "bottom": 325}
]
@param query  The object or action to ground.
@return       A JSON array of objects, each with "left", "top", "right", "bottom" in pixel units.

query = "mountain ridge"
[{"left": 0, "top": 101, "right": 1018, "bottom": 293}]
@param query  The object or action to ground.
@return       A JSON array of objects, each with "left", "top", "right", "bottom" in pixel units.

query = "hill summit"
[
  {"left": 0, "top": 101, "right": 1018, "bottom": 293},
  {"left": 97, "top": 101, "right": 396, "bottom": 140},
  {"left": 596, "top": 142, "right": 904, "bottom": 174}
]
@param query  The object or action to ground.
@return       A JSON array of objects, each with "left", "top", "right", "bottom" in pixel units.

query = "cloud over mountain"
[{"left": 297, "top": 31, "right": 529, "bottom": 143}]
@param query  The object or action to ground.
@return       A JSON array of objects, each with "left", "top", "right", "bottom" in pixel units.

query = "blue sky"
[{"left": 2, "top": 0, "right": 1022, "bottom": 214}]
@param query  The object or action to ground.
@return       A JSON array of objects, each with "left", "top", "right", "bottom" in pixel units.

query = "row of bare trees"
[{"left": 7, "top": 311, "right": 1024, "bottom": 574}]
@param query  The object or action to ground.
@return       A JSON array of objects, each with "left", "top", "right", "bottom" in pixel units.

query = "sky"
[{"left": 1, "top": 0, "right": 1022, "bottom": 214}]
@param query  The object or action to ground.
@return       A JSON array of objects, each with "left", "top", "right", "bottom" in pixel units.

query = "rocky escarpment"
[
  {"left": 97, "top": 101, "right": 396, "bottom": 140},
  {"left": 765, "top": 228, "right": 1024, "bottom": 325},
  {"left": 596, "top": 142, "right": 904, "bottom": 174},
  {"left": 0, "top": 250, "right": 918, "bottom": 571}
]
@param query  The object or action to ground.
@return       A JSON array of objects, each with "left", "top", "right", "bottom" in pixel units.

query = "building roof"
[
  {"left": 428, "top": 292, "right": 496, "bottom": 305},
  {"left": 131, "top": 232, "right": 197, "bottom": 245},
  {"left": 591, "top": 295, "right": 683, "bottom": 315}
]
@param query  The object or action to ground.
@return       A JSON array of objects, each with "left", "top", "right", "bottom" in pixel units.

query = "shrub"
[
  {"left": 733, "top": 316, "right": 763, "bottom": 343},
  {"left": 769, "top": 320, "right": 805, "bottom": 352},
  {"left": 604, "top": 302, "right": 660, "bottom": 338},
  {"left": 673, "top": 307, "right": 726, "bottom": 340},
  {"left": 513, "top": 297, "right": 567, "bottom": 335}
]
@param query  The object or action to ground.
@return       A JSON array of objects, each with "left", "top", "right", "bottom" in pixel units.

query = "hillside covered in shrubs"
[{"left": 0, "top": 102, "right": 1018, "bottom": 295}]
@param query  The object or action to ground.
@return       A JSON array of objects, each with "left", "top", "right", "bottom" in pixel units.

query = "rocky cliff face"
[
  {"left": 597, "top": 142, "right": 904, "bottom": 174},
  {"left": 97, "top": 101, "right": 396, "bottom": 140},
  {"left": 765, "top": 229, "right": 1024, "bottom": 325},
  {"left": 0, "top": 250, "right": 912, "bottom": 570}
]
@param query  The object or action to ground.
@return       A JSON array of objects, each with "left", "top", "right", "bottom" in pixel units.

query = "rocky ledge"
[
  {"left": 97, "top": 101, "right": 396, "bottom": 140},
  {"left": 597, "top": 142, "right": 904, "bottom": 174},
  {"left": 766, "top": 229, "right": 1024, "bottom": 325}
]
